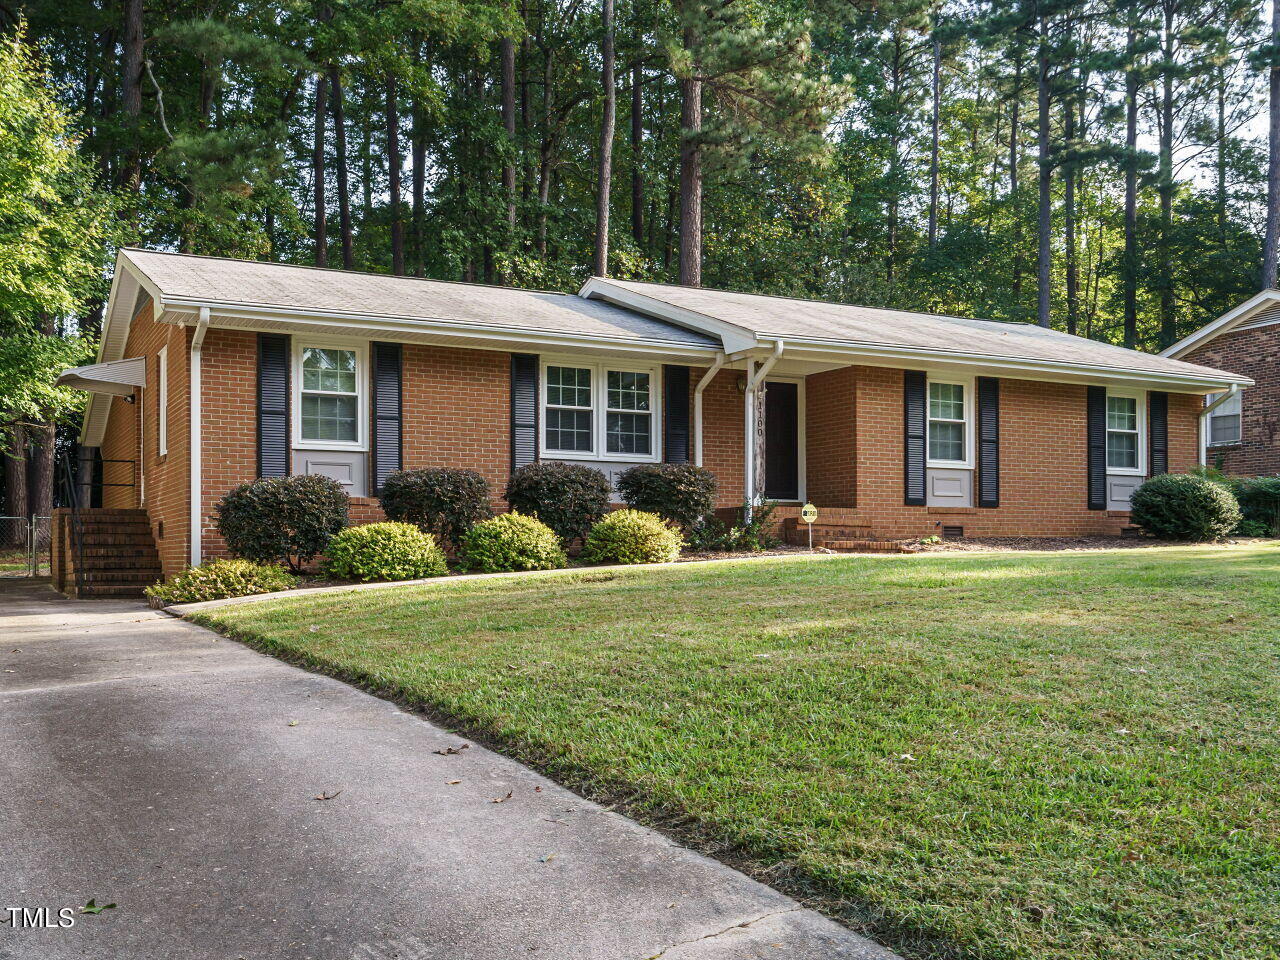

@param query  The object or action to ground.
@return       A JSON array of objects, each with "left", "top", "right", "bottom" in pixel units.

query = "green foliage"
[
  {"left": 1130, "top": 474, "right": 1241, "bottom": 542},
  {"left": 144, "top": 558, "right": 297, "bottom": 604},
  {"left": 323, "top": 522, "right": 447, "bottom": 582},
  {"left": 582, "top": 509, "right": 684, "bottom": 565},
  {"left": 687, "top": 502, "right": 781, "bottom": 552},
  {"left": 1230, "top": 476, "right": 1280, "bottom": 537},
  {"left": 0, "top": 330, "right": 94, "bottom": 428},
  {"left": 378, "top": 468, "right": 492, "bottom": 549},
  {"left": 459, "top": 512, "right": 566, "bottom": 573},
  {"left": 504, "top": 462, "right": 612, "bottom": 544},
  {"left": 216, "top": 475, "right": 349, "bottom": 571},
  {"left": 616, "top": 463, "right": 717, "bottom": 530}
]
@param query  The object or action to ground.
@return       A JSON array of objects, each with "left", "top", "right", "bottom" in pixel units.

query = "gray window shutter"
[
  {"left": 1087, "top": 385, "right": 1107, "bottom": 510},
  {"left": 1148, "top": 391, "right": 1168, "bottom": 477},
  {"left": 371, "top": 342, "right": 403, "bottom": 494},
  {"left": 977, "top": 377, "right": 999, "bottom": 508},
  {"left": 257, "top": 333, "right": 290, "bottom": 478},
  {"left": 663, "top": 365, "right": 691, "bottom": 463},
  {"left": 511, "top": 353, "right": 539, "bottom": 471},
  {"left": 904, "top": 370, "right": 926, "bottom": 506}
]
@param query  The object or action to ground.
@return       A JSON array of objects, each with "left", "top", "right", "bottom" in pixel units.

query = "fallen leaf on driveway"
[
  {"left": 491, "top": 791, "right": 513, "bottom": 804},
  {"left": 287, "top": 720, "right": 299, "bottom": 727},
  {"left": 314, "top": 790, "right": 342, "bottom": 801},
  {"left": 434, "top": 743, "right": 469, "bottom": 756},
  {"left": 446, "top": 779, "right": 461, "bottom": 785},
  {"left": 538, "top": 854, "right": 556, "bottom": 863},
  {"left": 80, "top": 899, "right": 116, "bottom": 915}
]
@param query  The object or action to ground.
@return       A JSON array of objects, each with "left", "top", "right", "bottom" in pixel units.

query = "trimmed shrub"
[
  {"left": 583, "top": 509, "right": 684, "bottom": 565},
  {"left": 216, "top": 474, "right": 348, "bottom": 571},
  {"left": 323, "top": 522, "right": 447, "bottom": 582},
  {"left": 459, "top": 512, "right": 566, "bottom": 573},
  {"left": 505, "top": 462, "right": 611, "bottom": 544},
  {"left": 1129, "top": 473, "right": 1241, "bottom": 541},
  {"left": 145, "top": 559, "right": 298, "bottom": 605},
  {"left": 1233, "top": 476, "right": 1280, "bottom": 536},
  {"left": 616, "top": 463, "right": 717, "bottom": 530},
  {"left": 379, "top": 468, "right": 492, "bottom": 548}
]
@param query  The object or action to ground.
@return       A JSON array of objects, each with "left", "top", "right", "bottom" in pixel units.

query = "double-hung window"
[
  {"left": 542, "top": 361, "right": 657, "bottom": 460},
  {"left": 927, "top": 381, "right": 967, "bottom": 464},
  {"left": 299, "top": 345, "right": 362, "bottom": 446},
  {"left": 1206, "top": 391, "right": 1241, "bottom": 446},
  {"left": 1105, "top": 394, "right": 1141, "bottom": 471}
]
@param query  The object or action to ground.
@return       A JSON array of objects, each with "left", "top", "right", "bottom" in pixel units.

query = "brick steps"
[
  {"left": 56, "top": 508, "right": 162, "bottom": 598},
  {"left": 822, "top": 539, "right": 921, "bottom": 554}
]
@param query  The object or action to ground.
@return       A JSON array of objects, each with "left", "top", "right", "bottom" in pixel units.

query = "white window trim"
[
  {"left": 539, "top": 357, "right": 662, "bottom": 463},
  {"left": 292, "top": 338, "right": 369, "bottom": 451},
  {"left": 1205, "top": 390, "right": 1242, "bottom": 447},
  {"left": 925, "top": 375, "right": 975, "bottom": 469},
  {"left": 157, "top": 345, "right": 168, "bottom": 457},
  {"left": 1105, "top": 388, "right": 1146, "bottom": 476}
]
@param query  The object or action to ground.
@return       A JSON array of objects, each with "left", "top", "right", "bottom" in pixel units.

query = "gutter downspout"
[
  {"left": 1198, "top": 383, "right": 1239, "bottom": 467},
  {"left": 189, "top": 308, "right": 209, "bottom": 568},
  {"left": 743, "top": 340, "right": 784, "bottom": 523},
  {"left": 694, "top": 352, "right": 727, "bottom": 467}
]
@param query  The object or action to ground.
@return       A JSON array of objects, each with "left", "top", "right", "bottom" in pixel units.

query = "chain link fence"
[{"left": 0, "top": 516, "right": 52, "bottom": 577}]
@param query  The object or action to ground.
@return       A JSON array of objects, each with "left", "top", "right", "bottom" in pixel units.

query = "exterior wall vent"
[{"left": 941, "top": 525, "right": 964, "bottom": 540}]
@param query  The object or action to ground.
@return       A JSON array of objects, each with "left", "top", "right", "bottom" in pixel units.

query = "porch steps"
[
  {"left": 821, "top": 539, "right": 921, "bottom": 554},
  {"left": 783, "top": 520, "right": 873, "bottom": 546},
  {"left": 56, "top": 508, "right": 162, "bottom": 599}
]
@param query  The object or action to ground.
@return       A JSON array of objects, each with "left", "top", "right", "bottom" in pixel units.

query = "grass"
[{"left": 191, "top": 546, "right": 1280, "bottom": 960}]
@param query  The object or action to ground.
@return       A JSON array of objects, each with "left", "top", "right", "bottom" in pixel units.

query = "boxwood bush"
[
  {"left": 504, "top": 462, "right": 611, "bottom": 544},
  {"left": 378, "top": 468, "right": 492, "bottom": 548},
  {"left": 216, "top": 475, "right": 348, "bottom": 570},
  {"left": 616, "top": 463, "right": 717, "bottom": 530},
  {"left": 1129, "top": 473, "right": 1241, "bottom": 541},
  {"left": 459, "top": 512, "right": 566, "bottom": 573},
  {"left": 1232, "top": 475, "right": 1280, "bottom": 536},
  {"left": 145, "top": 559, "right": 298, "bottom": 605},
  {"left": 583, "top": 509, "right": 684, "bottom": 565},
  {"left": 323, "top": 522, "right": 447, "bottom": 582}
]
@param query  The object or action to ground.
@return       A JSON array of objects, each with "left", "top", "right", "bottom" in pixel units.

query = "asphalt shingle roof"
[
  {"left": 596, "top": 278, "right": 1240, "bottom": 380},
  {"left": 123, "top": 249, "right": 718, "bottom": 347}
]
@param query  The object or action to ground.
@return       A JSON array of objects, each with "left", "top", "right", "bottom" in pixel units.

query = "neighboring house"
[
  {"left": 1161, "top": 290, "right": 1280, "bottom": 475},
  {"left": 55, "top": 248, "right": 1249, "bottom": 589}
]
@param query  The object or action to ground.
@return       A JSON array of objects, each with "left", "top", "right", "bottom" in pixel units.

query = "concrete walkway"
[{"left": 1, "top": 579, "right": 896, "bottom": 960}]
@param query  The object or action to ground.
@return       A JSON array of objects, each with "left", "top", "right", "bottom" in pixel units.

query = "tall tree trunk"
[
  {"left": 1063, "top": 96, "right": 1078, "bottom": 337},
  {"left": 411, "top": 96, "right": 427, "bottom": 276},
  {"left": 387, "top": 73, "right": 404, "bottom": 275},
  {"left": 313, "top": 72, "right": 329, "bottom": 267},
  {"left": 631, "top": 58, "right": 644, "bottom": 248},
  {"left": 1123, "top": 24, "right": 1139, "bottom": 348},
  {"left": 593, "top": 0, "right": 616, "bottom": 277},
  {"left": 3, "top": 427, "right": 28, "bottom": 547},
  {"left": 928, "top": 32, "right": 941, "bottom": 249},
  {"left": 678, "top": 28, "right": 702, "bottom": 287},
  {"left": 329, "top": 64, "right": 354, "bottom": 269},
  {"left": 501, "top": 30, "right": 518, "bottom": 244},
  {"left": 1157, "top": 7, "right": 1176, "bottom": 348},
  {"left": 1010, "top": 52, "right": 1023, "bottom": 305},
  {"left": 120, "top": 0, "right": 144, "bottom": 193},
  {"left": 1263, "top": 0, "right": 1280, "bottom": 288},
  {"left": 1035, "top": 26, "right": 1052, "bottom": 329}
]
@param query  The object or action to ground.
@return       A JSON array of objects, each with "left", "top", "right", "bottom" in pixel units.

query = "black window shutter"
[
  {"left": 903, "top": 370, "right": 927, "bottom": 506},
  {"left": 1148, "top": 391, "right": 1169, "bottom": 477},
  {"left": 257, "top": 333, "right": 290, "bottom": 478},
  {"left": 371, "top": 342, "right": 403, "bottom": 494},
  {"left": 511, "top": 353, "right": 539, "bottom": 471},
  {"left": 977, "top": 377, "right": 1000, "bottom": 508},
  {"left": 663, "top": 365, "right": 691, "bottom": 463},
  {"left": 1087, "top": 385, "right": 1107, "bottom": 510}
]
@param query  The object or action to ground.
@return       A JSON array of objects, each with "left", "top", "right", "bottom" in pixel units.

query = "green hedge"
[
  {"left": 323, "top": 522, "right": 448, "bottom": 582},
  {"left": 215, "top": 475, "right": 348, "bottom": 571},
  {"left": 145, "top": 559, "right": 298, "bottom": 605},
  {"left": 378, "top": 468, "right": 492, "bottom": 549},
  {"left": 1129, "top": 474, "right": 1240, "bottom": 541},
  {"left": 459, "top": 512, "right": 566, "bottom": 573},
  {"left": 616, "top": 463, "right": 717, "bottom": 530},
  {"left": 505, "top": 462, "right": 611, "bottom": 544},
  {"left": 583, "top": 509, "right": 684, "bottom": 565}
]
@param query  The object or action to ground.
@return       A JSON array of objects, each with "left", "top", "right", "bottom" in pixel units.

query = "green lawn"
[{"left": 191, "top": 546, "right": 1280, "bottom": 960}]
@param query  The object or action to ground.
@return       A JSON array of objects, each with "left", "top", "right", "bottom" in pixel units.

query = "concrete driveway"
[{"left": 0, "top": 580, "right": 896, "bottom": 960}]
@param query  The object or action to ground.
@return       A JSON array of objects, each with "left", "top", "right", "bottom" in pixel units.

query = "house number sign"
[{"left": 800, "top": 503, "right": 817, "bottom": 549}]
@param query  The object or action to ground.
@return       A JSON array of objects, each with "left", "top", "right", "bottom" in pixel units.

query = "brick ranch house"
[
  {"left": 1162, "top": 289, "right": 1280, "bottom": 475},
  {"left": 52, "top": 248, "right": 1249, "bottom": 595}
]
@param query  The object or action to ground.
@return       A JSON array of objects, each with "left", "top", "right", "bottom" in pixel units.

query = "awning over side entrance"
[{"left": 56, "top": 357, "right": 146, "bottom": 397}]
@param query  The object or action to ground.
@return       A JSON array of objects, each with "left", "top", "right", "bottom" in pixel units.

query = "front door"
[{"left": 764, "top": 381, "right": 799, "bottom": 500}]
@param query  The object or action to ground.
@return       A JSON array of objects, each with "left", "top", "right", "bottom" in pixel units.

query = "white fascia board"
[
  {"left": 778, "top": 337, "right": 1253, "bottom": 393},
  {"left": 163, "top": 298, "right": 722, "bottom": 359},
  {"left": 1161, "top": 289, "right": 1280, "bottom": 359},
  {"left": 577, "top": 277, "right": 760, "bottom": 354}
]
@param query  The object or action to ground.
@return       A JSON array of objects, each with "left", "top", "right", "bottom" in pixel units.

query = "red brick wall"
[
  {"left": 697, "top": 366, "right": 746, "bottom": 506},
  {"left": 99, "top": 300, "right": 192, "bottom": 578},
  {"left": 805, "top": 366, "right": 857, "bottom": 507},
  {"left": 1181, "top": 324, "right": 1280, "bottom": 475}
]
